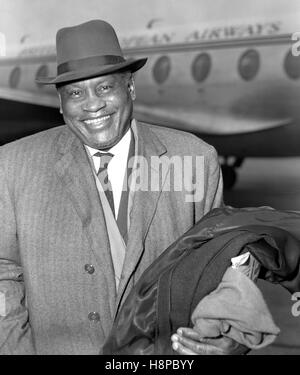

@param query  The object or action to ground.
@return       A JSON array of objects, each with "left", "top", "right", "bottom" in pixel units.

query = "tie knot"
[{"left": 95, "top": 152, "right": 114, "bottom": 171}]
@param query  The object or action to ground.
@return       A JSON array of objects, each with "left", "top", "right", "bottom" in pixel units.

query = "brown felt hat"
[{"left": 36, "top": 19, "right": 147, "bottom": 85}]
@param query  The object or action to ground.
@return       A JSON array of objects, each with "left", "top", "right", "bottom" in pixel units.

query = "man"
[{"left": 0, "top": 19, "right": 237, "bottom": 355}]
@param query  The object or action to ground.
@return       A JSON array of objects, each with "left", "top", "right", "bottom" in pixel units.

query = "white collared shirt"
[{"left": 85, "top": 128, "right": 131, "bottom": 217}]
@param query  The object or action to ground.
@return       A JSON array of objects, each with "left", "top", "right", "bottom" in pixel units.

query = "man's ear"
[{"left": 128, "top": 77, "right": 136, "bottom": 101}]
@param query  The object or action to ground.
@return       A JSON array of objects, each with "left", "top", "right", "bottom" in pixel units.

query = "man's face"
[{"left": 58, "top": 72, "right": 135, "bottom": 150}]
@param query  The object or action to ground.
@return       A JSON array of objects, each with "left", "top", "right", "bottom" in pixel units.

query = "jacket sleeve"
[{"left": 0, "top": 162, "right": 35, "bottom": 354}]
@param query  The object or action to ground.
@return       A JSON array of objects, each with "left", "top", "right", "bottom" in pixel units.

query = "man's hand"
[{"left": 171, "top": 327, "right": 249, "bottom": 355}]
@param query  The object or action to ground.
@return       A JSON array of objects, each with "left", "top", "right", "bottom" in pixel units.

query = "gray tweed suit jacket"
[{"left": 0, "top": 121, "right": 223, "bottom": 354}]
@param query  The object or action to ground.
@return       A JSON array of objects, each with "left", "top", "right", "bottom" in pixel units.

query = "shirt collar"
[{"left": 85, "top": 126, "right": 131, "bottom": 160}]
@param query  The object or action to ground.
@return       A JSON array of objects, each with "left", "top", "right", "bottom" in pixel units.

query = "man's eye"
[
  {"left": 69, "top": 90, "right": 82, "bottom": 98},
  {"left": 97, "top": 85, "right": 111, "bottom": 93}
]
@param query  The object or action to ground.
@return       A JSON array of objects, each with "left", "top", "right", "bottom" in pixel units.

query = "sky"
[{"left": 1, "top": 0, "right": 300, "bottom": 52}]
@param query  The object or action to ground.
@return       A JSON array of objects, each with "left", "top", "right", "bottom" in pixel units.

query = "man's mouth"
[{"left": 83, "top": 114, "right": 112, "bottom": 126}]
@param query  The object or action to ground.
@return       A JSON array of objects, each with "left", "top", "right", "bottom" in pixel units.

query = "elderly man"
[{"left": 0, "top": 19, "right": 237, "bottom": 355}]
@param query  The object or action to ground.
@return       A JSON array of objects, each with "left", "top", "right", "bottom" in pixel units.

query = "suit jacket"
[{"left": 0, "top": 121, "right": 223, "bottom": 354}]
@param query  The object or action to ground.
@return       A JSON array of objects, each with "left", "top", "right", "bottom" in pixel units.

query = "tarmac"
[{"left": 224, "top": 157, "right": 300, "bottom": 355}]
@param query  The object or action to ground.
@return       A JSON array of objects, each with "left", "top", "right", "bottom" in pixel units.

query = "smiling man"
[
  {"left": 57, "top": 73, "right": 135, "bottom": 150},
  {"left": 0, "top": 20, "right": 229, "bottom": 354}
]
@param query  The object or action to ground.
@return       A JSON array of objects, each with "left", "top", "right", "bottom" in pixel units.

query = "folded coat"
[
  {"left": 192, "top": 266, "right": 280, "bottom": 349},
  {"left": 103, "top": 206, "right": 300, "bottom": 355}
]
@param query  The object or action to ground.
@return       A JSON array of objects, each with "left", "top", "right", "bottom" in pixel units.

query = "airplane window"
[
  {"left": 9, "top": 66, "right": 21, "bottom": 88},
  {"left": 238, "top": 49, "right": 260, "bottom": 81},
  {"left": 284, "top": 50, "right": 300, "bottom": 79},
  {"left": 152, "top": 55, "right": 171, "bottom": 84},
  {"left": 191, "top": 53, "right": 211, "bottom": 82},
  {"left": 36, "top": 65, "right": 49, "bottom": 87}
]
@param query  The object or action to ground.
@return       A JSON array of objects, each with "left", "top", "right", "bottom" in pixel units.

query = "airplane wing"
[
  {"left": 134, "top": 103, "right": 292, "bottom": 135},
  {"left": 0, "top": 88, "right": 291, "bottom": 135},
  {"left": 0, "top": 87, "right": 59, "bottom": 108},
  {"left": 0, "top": 88, "right": 62, "bottom": 146}
]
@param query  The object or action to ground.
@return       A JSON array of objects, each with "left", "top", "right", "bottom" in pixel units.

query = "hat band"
[{"left": 57, "top": 55, "right": 126, "bottom": 75}]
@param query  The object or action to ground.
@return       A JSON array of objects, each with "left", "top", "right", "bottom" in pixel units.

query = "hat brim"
[{"left": 36, "top": 57, "right": 147, "bottom": 85}]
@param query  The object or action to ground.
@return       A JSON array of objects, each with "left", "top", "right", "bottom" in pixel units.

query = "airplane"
[{"left": 1, "top": 8, "right": 300, "bottom": 188}]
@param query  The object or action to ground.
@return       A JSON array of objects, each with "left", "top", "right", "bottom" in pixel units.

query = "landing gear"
[
  {"left": 220, "top": 157, "right": 244, "bottom": 190},
  {"left": 221, "top": 164, "right": 237, "bottom": 190}
]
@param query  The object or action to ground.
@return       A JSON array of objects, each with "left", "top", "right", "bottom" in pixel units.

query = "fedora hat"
[{"left": 36, "top": 19, "right": 147, "bottom": 85}]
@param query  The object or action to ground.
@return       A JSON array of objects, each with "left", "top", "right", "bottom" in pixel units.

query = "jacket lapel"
[
  {"left": 116, "top": 122, "right": 169, "bottom": 307},
  {"left": 54, "top": 128, "right": 117, "bottom": 317}
]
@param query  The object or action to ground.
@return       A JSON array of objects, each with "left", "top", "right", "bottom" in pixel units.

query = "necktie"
[{"left": 95, "top": 152, "right": 115, "bottom": 217}]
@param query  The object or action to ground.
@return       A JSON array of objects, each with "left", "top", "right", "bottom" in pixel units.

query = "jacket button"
[
  {"left": 88, "top": 312, "right": 100, "bottom": 322},
  {"left": 84, "top": 264, "right": 95, "bottom": 274}
]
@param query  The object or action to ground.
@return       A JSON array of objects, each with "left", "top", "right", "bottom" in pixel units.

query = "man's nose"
[{"left": 83, "top": 93, "right": 106, "bottom": 112}]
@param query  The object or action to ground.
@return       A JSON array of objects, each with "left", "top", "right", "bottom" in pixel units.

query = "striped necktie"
[{"left": 95, "top": 152, "right": 115, "bottom": 217}]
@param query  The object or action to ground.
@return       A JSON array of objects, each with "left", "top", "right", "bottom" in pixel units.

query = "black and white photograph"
[{"left": 0, "top": 0, "right": 300, "bottom": 361}]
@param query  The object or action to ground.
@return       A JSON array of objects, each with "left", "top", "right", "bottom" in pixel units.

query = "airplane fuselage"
[{"left": 1, "top": 18, "right": 300, "bottom": 157}]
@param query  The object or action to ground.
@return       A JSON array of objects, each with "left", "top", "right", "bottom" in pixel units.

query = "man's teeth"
[{"left": 84, "top": 115, "right": 111, "bottom": 125}]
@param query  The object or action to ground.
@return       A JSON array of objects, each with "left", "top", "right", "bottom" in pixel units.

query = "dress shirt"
[{"left": 85, "top": 127, "right": 131, "bottom": 217}]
